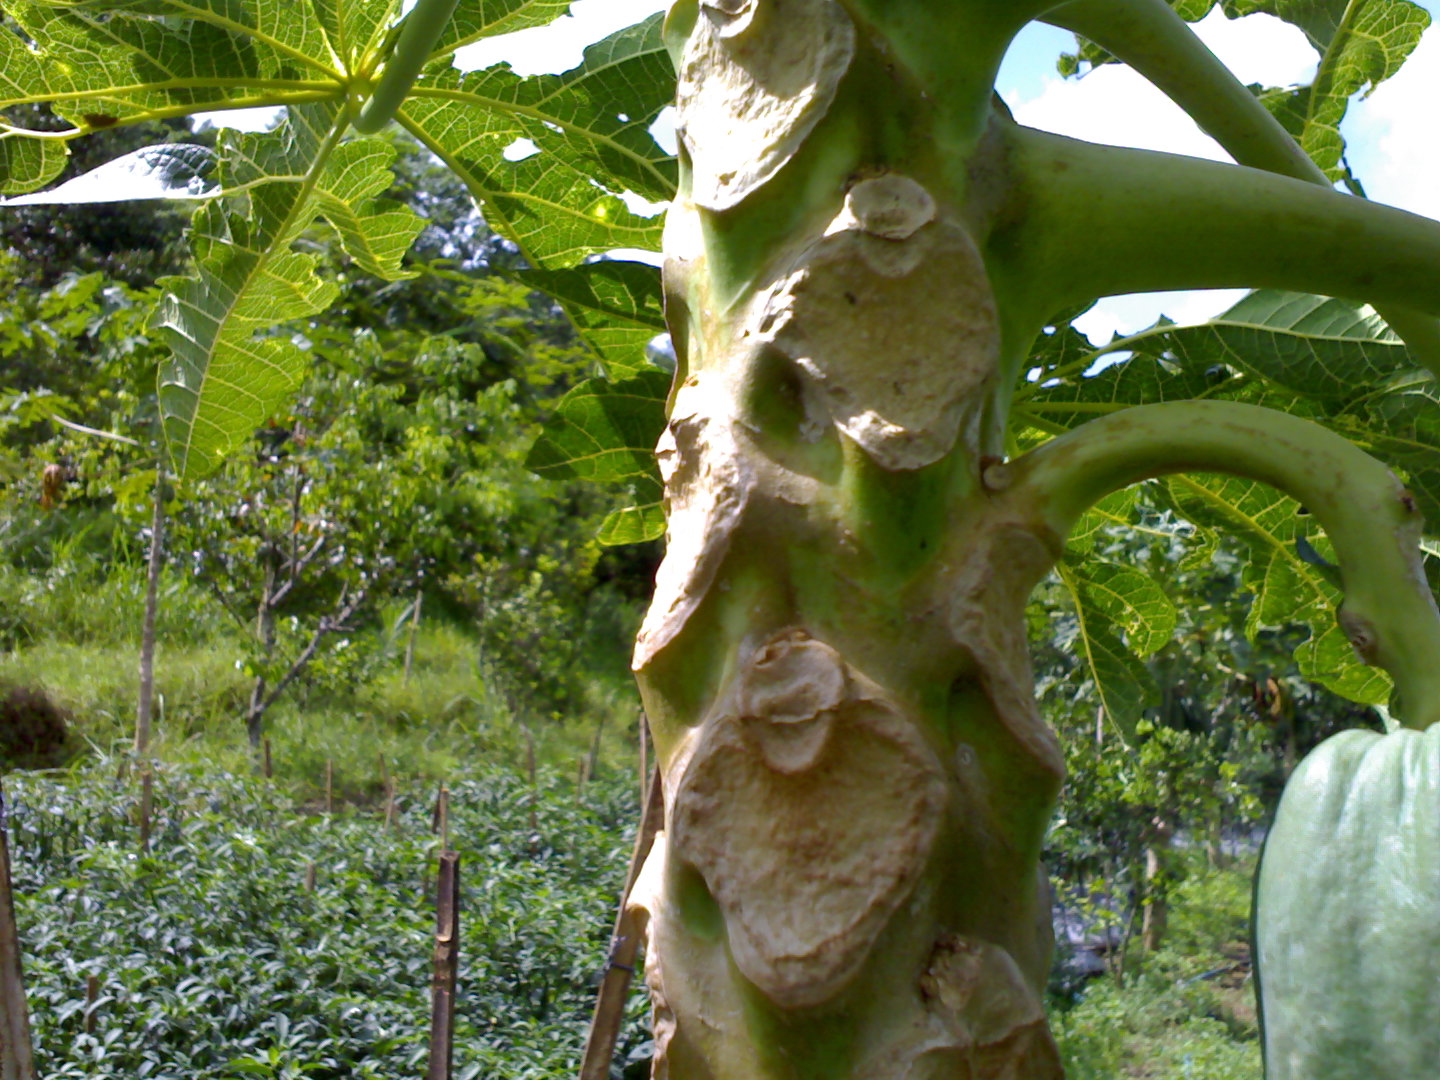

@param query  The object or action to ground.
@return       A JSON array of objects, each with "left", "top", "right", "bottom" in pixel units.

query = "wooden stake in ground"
[
  {"left": 137, "top": 763, "right": 154, "bottom": 853},
  {"left": 0, "top": 780, "right": 37, "bottom": 1080},
  {"left": 83, "top": 974, "right": 99, "bottom": 1036},
  {"left": 262, "top": 737, "right": 273, "bottom": 780},
  {"left": 426, "top": 849, "right": 461, "bottom": 1080},
  {"left": 324, "top": 759, "right": 334, "bottom": 816},
  {"left": 577, "top": 764, "right": 665, "bottom": 1080}
]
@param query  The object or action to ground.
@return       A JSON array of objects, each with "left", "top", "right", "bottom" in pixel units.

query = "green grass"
[{"left": 0, "top": 564, "right": 643, "bottom": 790}]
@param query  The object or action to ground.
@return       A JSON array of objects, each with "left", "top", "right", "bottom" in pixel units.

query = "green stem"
[
  {"left": 351, "top": 0, "right": 461, "bottom": 135},
  {"left": 1044, "top": 0, "right": 1318, "bottom": 180},
  {"left": 1001, "top": 125, "right": 1440, "bottom": 328},
  {"left": 1040, "top": 0, "right": 1440, "bottom": 378},
  {"left": 992, "top": 400, "right": 1440, "bottom": 729}
]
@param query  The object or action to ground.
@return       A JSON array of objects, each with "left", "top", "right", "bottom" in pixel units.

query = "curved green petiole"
[
  {"left": 1040, "top": 0, "right": 1440, "bottom": 379},
  {"left": 995, "top": 124, "right": 1440, "bottom": 329},
  {"left": 351, "top": 0, "right": 461, "bottom": 135},
  {"left": 990, "top": 400, "right": 1440, "bottom": 730}
]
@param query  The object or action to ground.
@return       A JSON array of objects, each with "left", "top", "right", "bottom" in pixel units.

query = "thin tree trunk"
[
  {"left": 404, "top": 586, "right": 423, "bottom": 685},
  {"left": 1141, "top": 829, "right": 1171, "bottom": 954},
  {"left": 246, "top": 561, "right": 277, "bottom": 751},
  {"left": 134, "top": 469, "right": 166, "bottom": 758},
  {"left": 0, "top": 781, "right": 36, "bottom": 1080}
]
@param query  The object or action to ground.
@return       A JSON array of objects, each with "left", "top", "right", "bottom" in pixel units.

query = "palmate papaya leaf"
[
  {"left": 397, "top": 13, "right": 675, "bottom": 270},
  {"left": 1163, "top": 471, "right": 1392, "bottom": 704},
  {"left": 1018, "top": 289, "right": 1420, "bottom": 708},
  {"left": 0, "top": 133, "right": 69, "bottom": 195},
  {"left": 1068, "top": 558, "right": 1179, "bottom": 657},
  {"left": 1019, "top": 290, "right": 1413, "bottom": 415},
  {"left": 1017, "top": 290, "right": 1439, "bottom": 515},
  {"left": 516, "top": 260, "right": 665, "bottom": 379},
  {"left": 526, "top": 369, "right": 669, "bottom": 545},
  {"left": 431, "top": 0, "right": 572, "bottom": 60},
  {"left": 0, "top": 143, "right": 217, "bottom": 205},
  {"left": 1363, "top": 378, "right": 1440, "bottom": 530},
  {"left": 1057, "top": 557, "right": 1161, "bottom": 742},
  {"left": 155, "top": 102, "right": 425, "bottom": 479},
  {"left": 1, "top": 0, "right": 675, "bottom": 480},
  {"left": 1235, "top": 0, "right": 1430, "bottom": 183},
  {"left": 1066, "top": 489, "right": 1140, "bottom": 555},
  {"left": 0, "top": 0, "right": 350, "bottom": 194}
]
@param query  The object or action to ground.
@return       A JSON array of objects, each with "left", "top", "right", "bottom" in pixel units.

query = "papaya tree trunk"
[
  {"left": 625, "top": 3, "right": 1068, "bottom": 1074},
  {"left": 620, "top": 2, "right": 1440, "bottom": 1077}
]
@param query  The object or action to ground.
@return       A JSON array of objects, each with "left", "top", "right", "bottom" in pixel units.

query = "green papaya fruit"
[{"left": 1254, "top": 724, "right": 1440, "bottom": 1080}]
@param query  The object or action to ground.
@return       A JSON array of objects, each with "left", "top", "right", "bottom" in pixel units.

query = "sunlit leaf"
[
  {"left": 156, "top": 104, "right": 422, "bottom": 479},
  {"left": 0, "top": 143, "right": 216, "bottom": 205},
  {"left": 1065, "top": 557, "right": 1179, "bottom": 657},
  {"left": 517, "top": 260, "right": 665, "bottom": 379},
  {"left": 399, "top": 14, "right": 675, "bottom": 268}
]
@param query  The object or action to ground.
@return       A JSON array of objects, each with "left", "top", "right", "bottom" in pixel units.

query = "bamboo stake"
[
  {"left": 134, "top": 467, "right": 165, "bottom": 758},
  {"left": 586, "top": 715, "right": 605, "bottom": 785},
  {"left": 426, "top": 850, "right": 461, "bottom": 1080},
  {"left": 577, "top": 765, "right": 665, "bottom": 1080},
  {"left": 83, "top": 974, "right": 99, "bottom": 1035},
  {"left": 637, "top": 711, "right": 648, "bottom": 804},
  {"left": 0, "top": 780, "right": 36, "bottom": 1080}
]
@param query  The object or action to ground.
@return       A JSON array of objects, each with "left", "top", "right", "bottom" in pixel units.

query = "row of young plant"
[
  {"left": 6, "top": 750, "right": 1281, "bottom": 1080},
  {"left": 4, "top": 761, "right": 653, "bottom": 1080}
]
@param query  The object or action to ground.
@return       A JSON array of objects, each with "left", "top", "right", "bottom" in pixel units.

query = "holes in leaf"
[{"left": 501, "top": 137, "right": 539, "bottom": 162}]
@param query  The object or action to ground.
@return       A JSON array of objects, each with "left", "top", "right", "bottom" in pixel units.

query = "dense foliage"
[{"left": 4, "top": 763, "right": 652, "bottom": 1079}]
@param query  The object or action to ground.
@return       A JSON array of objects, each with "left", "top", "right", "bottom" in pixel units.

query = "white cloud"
[
  {"left": 190, "top": 105, "right": 285, "bottom": 133},
  {"left": 455, "top": 0, "right": 667, "bottom": 74},
  {"left": 1345, "top": 27, "right": 1440, "bottom": 221},
  {"left": 1008, "top": 10, "right": 1315, "bottom": 161}
]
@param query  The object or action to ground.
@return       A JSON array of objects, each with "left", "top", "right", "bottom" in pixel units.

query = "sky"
[{"left": 188, "top": 0, "right": 1440, "bottom": 340}]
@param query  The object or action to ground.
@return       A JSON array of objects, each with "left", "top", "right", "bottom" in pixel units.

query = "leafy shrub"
[{"left": 0, "top": 680, "right": 73, "bottom": 769}]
